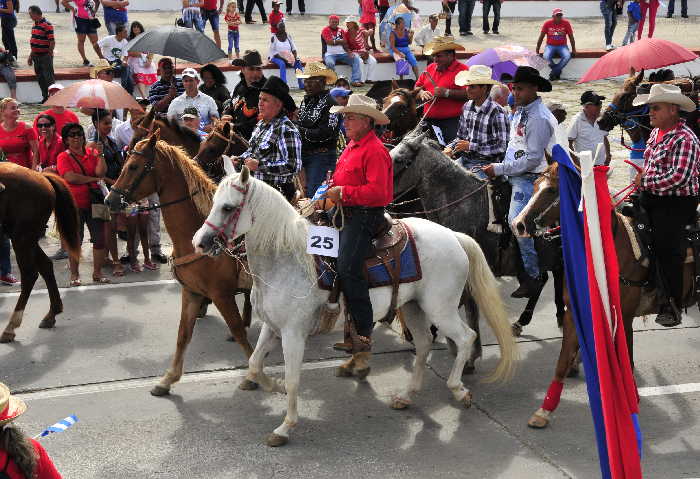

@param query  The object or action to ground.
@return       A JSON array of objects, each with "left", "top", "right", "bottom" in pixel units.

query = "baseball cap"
[
  {"left": 552, "top": 8, "right": 564, "bottom": 15},
  {"left": 182, "top": 107, "right": 200, "bottom": 119},
  {"left": 48, "top": 83, "right": 64, "bottom": 92},
  {"left": 182, "top": 68, "right": 200, "bottom": 80},
  {"left": 329, "top": 87, "right": 352, "bottom": 98},
  {"left": 580, "top": 90, "right": 606, "bottom": 105}
]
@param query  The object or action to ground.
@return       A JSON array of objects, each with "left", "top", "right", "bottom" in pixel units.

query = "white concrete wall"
[{"left": 21, "top": 0, "right": 700, "bottom": 17}]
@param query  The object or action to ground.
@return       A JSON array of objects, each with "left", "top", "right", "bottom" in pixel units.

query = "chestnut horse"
[
  {"left": 0, "top": 164, "right": 80, "bottom": 342},
  {"left": 105, "top": 132, "right": 254, "bottom": 396},
  {"left": 512, "top": 161, "right": 698, "bottom": 428}
]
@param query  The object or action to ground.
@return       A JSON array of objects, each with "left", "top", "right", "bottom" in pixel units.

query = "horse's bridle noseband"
[
  {"left": 111, "top": 148, "right": 155, "bottom": 205},
  {"left": 204, "top": 182, "right": 250, "bottom": 246}
]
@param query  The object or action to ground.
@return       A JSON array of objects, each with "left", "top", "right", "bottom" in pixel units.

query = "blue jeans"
[
  {"left": 271, "top": 57, "right": 304, "bottom": 89},
  {"left": 600, "top": 0, "right": 617, "bottom": 45},
  {"left": 508, "top": 174, "right": 540, "bottom": 278},
  {"left": 227, "top": 30, "right": 240, "bottom": 54},
  {"left": 0, "top": 235, "right": 10, "bottom": 276},
  {"left": 395, "top": 46, "right": 417, "bottom": 67},
  {"left": 543, "top": 45, "right": 571, "bottom": 78},
  {"left": 303, "top": 151, "right": 337, "bottom": 197},
  {"left": 324, "top": 53, "right": 361, "bottom": 83},
  {"left": 201, "top": 8, "right": 220, "bottom": 30},
  {"left": 459, "top": 157, "right": 489, "bottom": 180},
  {"left": 109, "top": 60, "right": 134, "bottom": 95},
  {"left": 457, "top": 0, "right": 476, "bottom": 33},
  {"left": 622, "top": 22, "right": 638, "bottom": 45}
]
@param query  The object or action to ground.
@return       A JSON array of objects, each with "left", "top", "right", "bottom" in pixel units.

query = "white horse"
[{"left": 192, "top": 165, "right": 517, "bottom": 447}]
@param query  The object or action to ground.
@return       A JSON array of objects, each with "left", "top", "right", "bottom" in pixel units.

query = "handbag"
[
  {"left": 90, "top": 17, "right": 101, "bottom": 29},
  {"left": 70, "top": 152, "right": 111, "bottom": 221},
  {"left": 395, "top": 58, "right": 409, "bottom": 76}
]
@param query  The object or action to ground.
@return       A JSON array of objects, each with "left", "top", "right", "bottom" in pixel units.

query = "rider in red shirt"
[{"left": 325, "top": 94, "right": 391, "bottom": 355}]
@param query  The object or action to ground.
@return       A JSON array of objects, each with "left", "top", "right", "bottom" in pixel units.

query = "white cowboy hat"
[
  {"left": 633, "top": 83, "right": 696, "bottom": 112},
  {"left": 455, "top": 65, "right": 502, "bottom": 86},
  {"left": 0, "top": 383, "right": 27, "bottom": 427},
  {"left": 330, "top": 94, "right": 389, "bottom": 125}
]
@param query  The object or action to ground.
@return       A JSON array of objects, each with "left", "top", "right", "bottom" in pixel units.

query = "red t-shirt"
[
  {"left": 269, "top": 10, "right": 284, "bottom": 33},
  {"left": 38, "top": 135, "right": 65, "bottom": 168},
  {"left": 332, "top": 131, "right": 393, "bottom": 207},
  {"left": 56, "top": 148, "right": 100, "bottom": 209},
  {"left": 203, "top": 0, "right": 219, "bottom": 9},
  {"left": 541, "top": 19, "right": 573, "bottom": 46},
  {"left": 0, "top": 440, "right": 62, "bottom": 479},
  {"left": 33, "top": 109, "right": 80, "bottom": 139},
  {"left": 415, "top": 60, "right": 469, "bottom": 119},
  {"left": 0, "top": 122, "right": 38, "bottom": 168}
]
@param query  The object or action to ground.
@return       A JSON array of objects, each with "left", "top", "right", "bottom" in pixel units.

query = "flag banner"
[
  {"left": 36, "top": 415, "right": 79, "bottom": 439},
  {"left": 555, "top": 145, "right": 642, "bottom": 479},
  {"left": 311, "top": 183, "right": 329, "bottom": 201}
]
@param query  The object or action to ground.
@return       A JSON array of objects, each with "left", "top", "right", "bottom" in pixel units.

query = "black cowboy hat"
[
  {"left": 232, "top": 50, "right": 263, "bottom": 68},
  {"left": 512, "top": 66, "right": 552, "bottom": 92},
  {"left": 260, "top": 76, "right": 297, "bottom": 113},
  {"left": 580, "top": 90, "right": 605, "bottom": 105}
]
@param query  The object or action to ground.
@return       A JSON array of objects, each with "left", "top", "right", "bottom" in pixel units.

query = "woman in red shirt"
[
  {"left": 0, "top": 382, "right": 62, "bottom": 479},
  {"left": 56, "top": 122, "right": 110, "bottom": 287},
  {"left": 0, "top": 99, "right": 39, "bottom": 169},
  {"left": 35, "top": 115, "right": 64, "bottom": 173}
]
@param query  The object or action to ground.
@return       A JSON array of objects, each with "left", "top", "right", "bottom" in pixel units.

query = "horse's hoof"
[
  {"left": 354, "top": 367, "right": 371, "bottom": 381},
  {"left": 462, "top": 391, "right": 473, "bottom": 409},
  {"left": 390, "top": 396, "right": 411, "bottom": 410},
  {"left": 527, "top": 409, "right": 551, "bottom": 429},
  {"left": 266, "top": 433, "right": 289, "bottom": 447},
  {"left": 511, "top": 322, "right": 523, "bottom": 337},
  {"left": 150, "top": 385, "right": 171, "bottom": 397},
  {"left": 239, "top": 379, "right": 259, "bottom": 390},
  {"left": 38, "top": 317, "right": 56, "bottom": 329},
  {"left": 336, "top": 365, "right": 354, "bottom": 377},
  {"left": 0, "top": 332, "right": 14, "bottom": 343},
  {"left": 463, "top": 363, "right": 476, "bottom": 375}
]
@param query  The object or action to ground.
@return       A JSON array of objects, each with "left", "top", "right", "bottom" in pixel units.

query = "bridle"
[
  {"left": 111, "top": 148, "right": 155, "bottom": 204},
  {"left": 203, "top": 181, "right": 250, "bottom": 247},
  {"left": 192, "top": 125, "right": 249, "bottom": 166}
]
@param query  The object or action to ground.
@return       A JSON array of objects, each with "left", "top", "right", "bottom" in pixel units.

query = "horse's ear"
[
  {"left": 629, "top": 67, "right": 636, "bottom": 78},
  {"left": 240, "top": 165, "right": 250, "bottom": 184},
  {"left": 222, "top": 155, "right": 237, "bottom": 176},
  {"left": 142, "top": 105, "right": 156, "bottom": 129},
  {"left": 147, "top": 128, "right": 160, "bottom": 150},
  {"left": 633, "top": 69, "right": 645, "bottom": 86},
  {"left": 391, "top": 79, "right": 399, "bottom": 90}
]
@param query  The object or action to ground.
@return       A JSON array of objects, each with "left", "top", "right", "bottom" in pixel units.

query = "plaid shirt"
[
  {"left": 239, "top": 115, "right": 302, "bottom": 185},
  {"left": 447, "top": 97, "right": 509, "bottom": 162},
  {"left": 641, "top": 121, "right": 700, "bottom": 196}
]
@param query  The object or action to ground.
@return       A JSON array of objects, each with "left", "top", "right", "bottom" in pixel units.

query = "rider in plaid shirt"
[{"left": 640, "top": 121, "right": 700, "bottom": 196}]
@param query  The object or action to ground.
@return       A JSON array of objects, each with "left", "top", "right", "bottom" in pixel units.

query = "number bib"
[{"left": 306, "top": 225, "right": 339, "bottom": 258}]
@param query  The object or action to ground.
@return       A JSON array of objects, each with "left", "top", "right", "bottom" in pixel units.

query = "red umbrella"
[
  {"left": 578, "top": 38, "right": 698, "bottom": 84},
  {"left": 44, "top": 79, "right": 143, "bottom": 111}
]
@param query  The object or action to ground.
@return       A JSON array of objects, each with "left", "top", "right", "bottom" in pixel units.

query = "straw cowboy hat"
[
  {"left": 0, "top": 383, "right": 27, "bottom": 427},
  {"left": 633, "top": 83, "right": 696, "bottom": 112},
  {"left": 296, "top": 62, "right": 338, "bottom": 83},
  {"left": 90, "top": 59, "right": 114, "bottom": 79},
  {"left": 423, "top": 36, "right": 465, "bottom": 56},
  {"left": 455, "top": 65, "right": 502, "bottom": 86},
  {"left": 330, "top": 94, "right": 389, "bottom": 125}
]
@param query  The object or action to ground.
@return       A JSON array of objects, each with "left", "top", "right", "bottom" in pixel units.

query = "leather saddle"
[{"left": 367, "top": 213, "right": 405, "bottom": 259}]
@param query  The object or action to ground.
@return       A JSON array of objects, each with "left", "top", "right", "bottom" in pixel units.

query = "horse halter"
[
  {"left": 111, "top": 148, "right": 156, "bottom": 205},
  {"left": 204, "top": 182, "right": 250, "bottom": 247}
]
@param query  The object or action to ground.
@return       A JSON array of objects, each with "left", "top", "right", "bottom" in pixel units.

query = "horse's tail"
[
  {"left": 454, "top": 232, "right": 518, "bottom": 383},
  {"left": 44, "top": 173, "right": 81, "bottom": 262}
]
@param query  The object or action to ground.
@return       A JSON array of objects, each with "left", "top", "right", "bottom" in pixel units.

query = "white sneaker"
[{"left": 605, "top": 44, "right": 615, "bottom": 51}]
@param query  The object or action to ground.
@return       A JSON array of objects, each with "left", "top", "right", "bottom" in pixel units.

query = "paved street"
[{"left": 1, "top": 274, "right": 698, "bottom": 478}]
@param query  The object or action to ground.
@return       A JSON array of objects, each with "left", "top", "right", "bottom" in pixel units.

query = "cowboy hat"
[
  {"left": 296, "top": 61, "right": 338, "bottom": 83},
  {"left": 330, "top": 94, "right": 389, "bottom": 125},
  {"left": 423, "top": 36, "right": 465, "bottom": 56},
  {"left": 512, "top": 66, "right": 552, "bottom": 92},
  {"left": 90, "top": 59, "right": 114, "bottom": 79},
  {"left": 231, "top": 50, "right": 263, "bottom": 68},
  {"left": 580, "top": 90, "right": 605, "bottom": 105},
  {"left": 0, "top": 383, "right": 27, "bottom": 427},
  {"left": 632, "top": 83, "right": 696, "bottom": 112},
  {"left": 455, "top": 65, "right": 502, "bottom": 86},
  {"left": 260, "top": 75, "right": 297, "bottom": 112}
]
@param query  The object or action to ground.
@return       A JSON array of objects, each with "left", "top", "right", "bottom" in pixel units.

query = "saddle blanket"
[{"left": 316, "top": 222, "right": 422, "bottom": 290}]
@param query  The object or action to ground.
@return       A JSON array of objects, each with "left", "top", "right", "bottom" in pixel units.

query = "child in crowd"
[
  {"left": 269, "top": 0, "right": 284, "bottom": 34},
  {"left": 335, "top": 77, "right": 352, "bottom": 90},
  {"left": 623, "top": 0, "right": 641, "bottom": 45},
  {"left": 224, "top": 1, "right": 242, "bottom": 59}
]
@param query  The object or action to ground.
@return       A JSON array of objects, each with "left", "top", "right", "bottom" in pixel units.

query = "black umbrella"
[{"left": 125, "top": 26, "right": 227, "bottom": 65}]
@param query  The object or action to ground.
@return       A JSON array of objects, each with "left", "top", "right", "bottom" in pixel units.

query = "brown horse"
[
  {"left": 130, "top": 107, "right": 202, "bottom": 159},
  {"left": 0, "top": 164, "right": 81, "bottom": 343},
  {"left": 380, "top": 88, "right": 420, "bottom": 147},
  {"left": 191, "top": 119, "right": 249, "bottom": 182},
  {"left": 512, "top": 162, "right": 697, "bottom": 428},
  {"left": 105, "top": 132, "right": 254, "bottom": 396}
]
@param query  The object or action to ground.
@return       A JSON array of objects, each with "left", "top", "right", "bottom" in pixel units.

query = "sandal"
[
  {"left": 142, "top": 261, "right": 158, "bottom": 271},
  {"left": 92, "top": 276, "right": 111, "bottom": 284},
  {"left": 69, "top": 278, "right": 82, "bottom": 287},
  {"left": 351, "top": 82, "right": 364, "bottom": 87},
  {"left": 112, "top": 262, "right": 126, "bottom": 277},
  {"left": 129, "top": 263, "right": 143, "bottom": 273}
]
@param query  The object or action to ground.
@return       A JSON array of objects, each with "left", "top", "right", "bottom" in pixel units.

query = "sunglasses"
[
  {"left": 66, "top": 131, "right": 84, "bottom": 138},
  {"left": 37, "top": 123, "right": 54, "bottom": 128}
]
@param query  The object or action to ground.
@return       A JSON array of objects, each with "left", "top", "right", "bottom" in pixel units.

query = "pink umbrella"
[
  {"left": 578, "top": 38, "right": 698, "bottom": 83},
  {"left": 44, "top": 79, "right": 143, "bottom": 111}
]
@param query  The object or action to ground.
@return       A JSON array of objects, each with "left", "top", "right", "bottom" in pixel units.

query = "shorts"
[
  {"left": 0, "top": 65, "right": 16, "bottom": 90},
  {"left": 74, "top": 16, "right": 97, "bottom": 35},
  {"left": 79, "top": 208, "right": 106, "bottom": 249},
  {"left": 201, "top": 8, "right": 220, "bottom": 30}
]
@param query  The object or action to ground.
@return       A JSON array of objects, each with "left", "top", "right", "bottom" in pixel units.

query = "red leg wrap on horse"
[{"left": 541, "top": 380, "right": 564, "bottom": 412}]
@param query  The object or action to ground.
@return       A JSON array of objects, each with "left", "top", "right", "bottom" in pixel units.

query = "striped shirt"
[
  {"left": 147, "top": 77, "right": 185, "bottom": 106},
  {"left": 447, "top": 97, "right": 509, "bottom": 162},
  {"left": 239, "top": 115, "right": 302, "bottom": 185},
  {"left": 30, "top": 17, "right": 54, "bottom": 55},
  {"left": 641, "top": 121, "right": 700, "bottom": 197}
]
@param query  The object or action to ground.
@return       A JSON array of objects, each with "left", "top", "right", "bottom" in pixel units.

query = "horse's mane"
[
  {"left": 228, "top": 175, "right": 315, "bottom": 280},
  {"left": 138, "top": 138, "right": 216, "bottom": 216},
  {"left": 413, "top": 137, "right": 485, "bottom": 189}
]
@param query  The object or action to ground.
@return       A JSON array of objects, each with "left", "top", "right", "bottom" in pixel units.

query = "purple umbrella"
[{"left": 467, "top": 45, "right": 547, "bottom": 80}]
